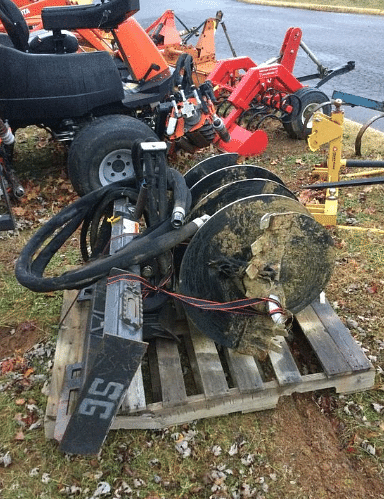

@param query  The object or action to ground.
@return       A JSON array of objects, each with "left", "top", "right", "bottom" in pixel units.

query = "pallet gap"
[
  {"left": 257, "top": 354, "right": 276, "bottom": 382},
  {"left": 216, "top": 345, "right": 235, "bottom": 389},
  {"left": 286, "top": 318, "right": 324, "bottom": 375},
  {"left": 177, "top": 334, "right": 199, "bottom": 397}
]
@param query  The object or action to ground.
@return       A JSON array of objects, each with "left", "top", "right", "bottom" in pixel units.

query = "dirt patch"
[
  {"left": 0, "top": 322, "right": 40, "bottom": 360},
  {"left": 261, "top": 393, "right": 384, "bottom": 499}
]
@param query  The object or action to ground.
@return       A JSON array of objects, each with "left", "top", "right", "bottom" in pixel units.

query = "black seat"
[
  {"left": 0, "top": 44, "right": 124, "bottom": 126},
  {"left": 41, "top": 0, "right": 139, "bottom": 31},
  {"left": 0, "top": 0, "right": 78, "bottom": 53},
  {"left": 0, "top": 0, "right": 29, "bottom": 51}
]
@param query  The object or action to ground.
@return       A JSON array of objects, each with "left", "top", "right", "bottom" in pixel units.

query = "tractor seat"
[
  {"left": 0, "top": 0, "right": 78, "bottom": 53},
  {"left": 41, "top": 0, "right": 140, "bottom": 31},
  {"left": 0, "top": 44, "right": 124, "bottom": 126},
  {"left": 0, "top": 32, "right": 13, "bottom": 48}
]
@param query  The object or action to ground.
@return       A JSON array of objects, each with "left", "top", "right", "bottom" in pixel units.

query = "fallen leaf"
[
  {"left": 41, "top": 473, "right": 51, "bottom": 484},
  {"left": 372, "top": 402, "right": 384, "bottom": 413},
  {"left": 0, "top": 452, "right": 12, "bottom": 467},
  {"left": 13, "top": 206, "right": 26, "bottom": 216},
  {"left": 23, "top": 368, "right": 34, "bottom": 378},
  {"left": 14, "top": 430, "right": 25, "bottom": 441}
]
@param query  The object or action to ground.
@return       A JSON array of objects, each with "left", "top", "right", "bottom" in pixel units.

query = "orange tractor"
[
  {"left": 0, "top": 0, "right": 354, "bottom": 199},
  {"left": 0, "top": 0, "right": 250, "bottom": 198}
]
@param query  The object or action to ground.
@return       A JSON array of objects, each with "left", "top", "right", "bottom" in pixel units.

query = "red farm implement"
[
  {"left": 146, "top": 11, "right": 354, "bottom": 141},
  {"left": 207, "top": 26, "right": 354, "bottom": 141}
]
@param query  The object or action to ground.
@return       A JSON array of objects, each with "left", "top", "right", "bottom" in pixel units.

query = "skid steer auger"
[{"left": 15, "top": 145, "right": 335, "bottom": 454}]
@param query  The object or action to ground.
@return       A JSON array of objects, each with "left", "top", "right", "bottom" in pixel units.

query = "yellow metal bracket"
[
  {"left": 305, "top": 105, "right": 345, "bottom": 225},
  {"left": 304, "top": 101, "right": 383, "bottom": 232}
]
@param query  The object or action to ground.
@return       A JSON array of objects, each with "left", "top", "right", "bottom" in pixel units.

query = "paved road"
[{"left": 136, "top": 0, "right": 384, "bottom": 131}]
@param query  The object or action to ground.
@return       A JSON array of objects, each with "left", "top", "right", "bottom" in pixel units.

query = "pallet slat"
[
  {"left": 46, "top": 292, "right": 375, "bottom": 437},
  {"left": 185, "top": 325, "right": 229, "bottom": 398},
  {"left": 44, "top": 290, "right": 88, "bottom": 439},
  {"left": 295, "top": 305, "right": 352, "bottom": 376},
  {"left": 268, "top": 336, "right": 302, "bottom": 385},
  {"left": 121, "top": 368, "right": 146, "bottom": 412},
  {"left": 156, "top": 338, "right": 187, "bottom": 407},
  {"left": 225, "top": 349, "right": 264, "bottom": 393},
  {"left": 311, "top": 298, "right": 372, "bottom": 371}
]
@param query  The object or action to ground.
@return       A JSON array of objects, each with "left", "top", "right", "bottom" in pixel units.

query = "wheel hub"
[{"left": 99, "top": 149, "right": 135, "bottom": 185}]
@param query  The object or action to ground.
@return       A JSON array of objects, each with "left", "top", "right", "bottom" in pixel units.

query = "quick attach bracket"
[{"left": 304, "top": 100, "right": 384, "bottom": 233}]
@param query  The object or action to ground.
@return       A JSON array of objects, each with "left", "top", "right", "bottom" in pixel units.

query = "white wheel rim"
[{"left": 99, "top": 149, "right": 135, "bottom": 185}]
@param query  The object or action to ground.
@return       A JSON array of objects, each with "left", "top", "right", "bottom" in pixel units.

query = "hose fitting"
[
  {"left": 213, "top": 116, "right": 231, "bottom": 143},
  {"left": 171, "top": 206, "right": 186, "bottom": 228},
  {"left": 268, "top": 294, "right": 285, "bottom": 325},
  {"left": 0, "top": 119, "right": 14, "bottom": 146}
]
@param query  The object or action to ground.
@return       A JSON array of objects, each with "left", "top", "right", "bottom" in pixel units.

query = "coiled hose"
[{"left": 15, "top": 157, "right": 194, "bottom": 292}]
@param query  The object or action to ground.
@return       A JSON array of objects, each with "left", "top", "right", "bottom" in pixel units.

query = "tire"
[
  {"left": 282, "top": 88, "right": 331, "bottom": 139},
  {"left": 67, "top": 115, "right": 159, "bottom": 196}
]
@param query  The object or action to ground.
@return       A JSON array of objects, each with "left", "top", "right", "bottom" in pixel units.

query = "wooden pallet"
[{"left": 45, "top": 291, "right": 375, "bottom": 438}]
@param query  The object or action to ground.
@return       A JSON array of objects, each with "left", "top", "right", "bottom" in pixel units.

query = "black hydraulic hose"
[
  {"left": 172, "top": 54, "right": 194, "bottom": 95},
  {"left": 15, "top": 210, "right": 203, "bottom": 293},
  {"left": 15, "top": 174, "right": 197, "bottom": 292},
  {"left": 168, "top": 167, "right": 192, "bottom": 228},
  {"left": 80, "top": 186, "right": 138, "bottom": 261},
  {"left": 15, "top": 183, "right": 115, "bottom": 286},
  {"left": 157, "top": 151, "right": 168, "bottom": 221}
]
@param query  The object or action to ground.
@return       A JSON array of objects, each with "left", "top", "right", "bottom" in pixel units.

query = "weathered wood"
[
  {"left": 47, "top": 295, "right": 375, "bottom": 437},
  {"left": 44, "top": 290, "right": 88, "bottom": 439},
  {"left": 268, "top": 336, "right": 302, "bottom": 385},
  {"left": 224, "top": 349, "right": 264, "bottom": 393},
  {"left": 296, "top": 305, "right": 352, "bottom": 376},
  {"left": 185, "top": 324, "right": 229, "bottom": 398},
  {"left": 311, "top": 298, "right": 372, "bottom": 371},
  {"left": 156, "top": 337, "right": 187, "bottom": 407},
  {"left": 121, "top": 368, "right": 146, "bottom": 412},
  {"left": 111, "top": 369, "right": 375, "bottom": 430}
]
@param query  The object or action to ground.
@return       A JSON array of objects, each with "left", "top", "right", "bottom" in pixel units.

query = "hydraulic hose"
[
  {"left": 168, "top": 167, "right": 192, "bottom": 227},
  {"left": 79, "top": 185, "right": 138, "bottom": 261},
  {"left": 15, "top": 178, "right": 198, "bottom": 292}
]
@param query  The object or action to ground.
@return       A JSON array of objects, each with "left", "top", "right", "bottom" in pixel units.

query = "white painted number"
[{"left": 78, "top": 378, "right": 124, "bottom": 420}]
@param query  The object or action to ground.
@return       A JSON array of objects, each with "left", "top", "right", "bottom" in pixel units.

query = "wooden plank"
[
  {"left": 45, "top": 290, "right": 88, "bottom": 439},
  {"left": 47, "top": 291, "right": 375, "bottom": 436},
  {"left": 296, "top": 305, "right": 352, "bottom": 376},
  {"left": 122, "top": 368, "right": 146, "bottom": 412},
  {"left": 111, "top": 369, "right": 375, "bottom": 430},
  {"left": 268, "top": 336, "right": 302, "bottom": 385},
  {"left": 311, "top": 299, "right": 372, "bottom": 371},
  {"left": 186, "top": 325, "right": 229, "bottom": 398},
  {"left": 224, "top": 349, "right": 264, "bottom": 393},
  {"left": 156, "top": 337, "right": 187, "bottom": 407}
]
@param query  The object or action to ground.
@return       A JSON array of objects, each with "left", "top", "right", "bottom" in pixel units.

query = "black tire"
[
  {"left": 67, "top": 115, "right": 159, "bottom": 196},
  {"left": 282, "top": 88, "right": 331, "bottom": 139}
]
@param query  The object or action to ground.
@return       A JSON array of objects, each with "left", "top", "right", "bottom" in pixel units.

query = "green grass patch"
[
  {"left": 0, "top": 263, "right": 62, "bottom": 330},
  {"left": 242, "top": 0, "right": 384, "bottom": 13}
]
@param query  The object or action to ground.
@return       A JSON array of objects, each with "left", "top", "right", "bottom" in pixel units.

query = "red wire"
[{"left": 106, "top": 272, "right": 286, "bottom": 318}]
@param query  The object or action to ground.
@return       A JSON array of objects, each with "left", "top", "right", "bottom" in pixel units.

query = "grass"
[
  {"left": 0, "top": 263, "right": 63, "bottom": 329},
  {"left": 242, "top": 0, "right": 384, "bottom": 13}
]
